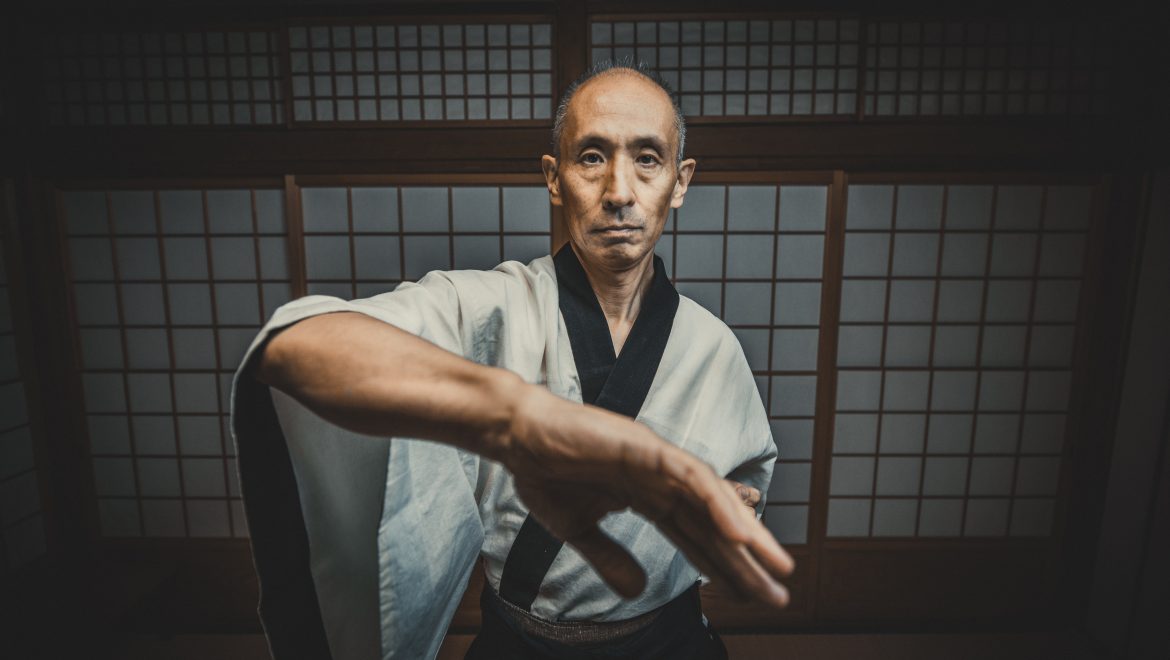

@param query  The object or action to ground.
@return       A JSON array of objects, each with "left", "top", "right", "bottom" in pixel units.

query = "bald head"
[{"left": 552, "top": 61, "right": 687, "bottom": 166}]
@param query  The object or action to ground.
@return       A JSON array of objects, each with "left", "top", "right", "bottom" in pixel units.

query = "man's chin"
[{"left": 584, "top": 241, "right": 652, "bottom": 271}]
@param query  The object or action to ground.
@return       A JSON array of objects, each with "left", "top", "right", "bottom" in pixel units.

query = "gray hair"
[{"left": 551, "top": 58, "right": 687, "bottom": 166}]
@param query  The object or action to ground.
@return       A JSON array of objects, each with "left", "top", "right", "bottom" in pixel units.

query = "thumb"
[{"left": 566, "top": 525, "right": 647, "bottom": 599}]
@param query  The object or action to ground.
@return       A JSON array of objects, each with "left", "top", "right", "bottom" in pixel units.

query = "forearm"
[{"left": 254, "top": 311, "right": 525, "bottom": 461}]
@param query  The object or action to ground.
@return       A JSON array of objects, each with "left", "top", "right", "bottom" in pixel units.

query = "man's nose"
[{"left": 602, "top": 156, "right": 635, "bottom": 212}]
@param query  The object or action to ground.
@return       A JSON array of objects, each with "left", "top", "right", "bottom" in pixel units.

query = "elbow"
[
  {"left": 253, "top": 327, "right": 298, "bottom": 389},
  {"left": 250, "top": 312, "right": 359, "bottom": 391}
]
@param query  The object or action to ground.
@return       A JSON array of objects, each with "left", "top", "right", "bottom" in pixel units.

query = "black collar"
[
  {"left": 552, "top": 242, "right": 679, "bottom": 418},
  {"left": 497, "top": 244, "right": 682, "bottom": 611}
]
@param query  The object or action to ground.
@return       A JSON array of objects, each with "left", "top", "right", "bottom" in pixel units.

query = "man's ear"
[
  {"left": 669, "top": 158, "right": 697, "bottom": 209},
  {"left": 541, "top": 155, "right": 562, "bottom": 207}
]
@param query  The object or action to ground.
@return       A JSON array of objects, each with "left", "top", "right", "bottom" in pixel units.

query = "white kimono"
[{"left": 230, "top": 246, "right": 777, "bottom": 660}]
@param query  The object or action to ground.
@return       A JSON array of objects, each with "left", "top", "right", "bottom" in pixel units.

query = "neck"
[{"left": 571, "top": 244, "right": 656, "bottom": 329}]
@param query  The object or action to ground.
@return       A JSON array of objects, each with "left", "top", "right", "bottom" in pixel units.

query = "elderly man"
[{"left": 232, "top": 61, "right": 793, "bottom": 660}]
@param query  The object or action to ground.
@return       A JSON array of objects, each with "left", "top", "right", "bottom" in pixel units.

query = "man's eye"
[
  {"left": 582, "top": 153, "right": 602, "bottom": 164},
  {"left": 637, "top": 154, "right": 659, "bottom": 165}
]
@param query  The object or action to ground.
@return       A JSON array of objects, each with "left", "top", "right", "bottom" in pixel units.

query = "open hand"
[{"left": 504, "top": 384, "right": 794, "bottom": 608}]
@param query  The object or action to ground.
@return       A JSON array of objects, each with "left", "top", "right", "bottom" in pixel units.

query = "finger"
[
  {"left": 654, "top": 493, "right": 778, "bottom": 607},
  {"left": 635, "top": 445, "right": 790, "bottom": 602},
  {"left": 693, "top": 466, "right": 796, "bottom": 586},
  {"left": 721, "top": 492, "right": 797, "bottom": 578},
  {"left": 658, "top": 458, "right": 789, "bottom": 600},
  {"left": 664, "top": 475, "right": 790, "bottom": 608},
  {"left": 654, "top": 515, "right": 741, "bottom": 594},
  {"left": 729, "top": 543, "right": 789, "bottom": 608},
  {"left": 719, "top": 480, "right": 795, "bottom": 579},
  {"left": 745, "top": 519, "right": 796, "bottom": 578},
  {"left": 657, "top": 510, "right": 789, "bottom": 609},
  {"left": 566, "top": 524, "right": 647, "bottom": 599},
  {"left": 735, "top": 485, "right": 761, "bottom": 508},
  {"left": 672, "top": 498, "right": 789, "bottom": 608},
  {"left": 659, "top": 450, "right": 753, "bottom": 544},
  {"left": 726, "top": 480, "right": 761, "bottom": 508},
  {"left": 625, "top": 462, "right": 738, "bottom": 591}
]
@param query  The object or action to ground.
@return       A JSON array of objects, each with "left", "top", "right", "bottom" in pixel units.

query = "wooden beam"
[{"left": 15, "top": 119, "right": 1164, "bottom": 179}]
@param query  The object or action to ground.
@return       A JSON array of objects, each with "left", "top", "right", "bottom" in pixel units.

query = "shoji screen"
[
  {"left": 831, "top": 181, "right": 1092, "bottom": 539},
  {"left": 60, "top": 185, "right": 289, "bottom": 538},
  {"left": 41, "top": 30, "right": 285, "bottom": 127},
  {"left": 35, "top": 14, "right": 1130, "bottom": 128},
  {"left": 590, "top": 18, "right": 860, "bottom": 118},
  {"left": 652, "top": 174, "right": 1100, "bottom": 625},
  {"left": 287, "top": 21, "right": 554, "bottom": 123},
  {"left": 299, "top": 179, "right": 552, "bottom": 299},
  {"left": 588, "top": 16, "right": 1123, "bottom": 121},
  {"left": 58, "top": 177, "right": 550, "bottom": 541},
  {"left": 0, "top": 202, "right": 48, "bottom": 570},
  {"left": 812, "top": 176, "right": 1101, "bottom": 622},
  {"left": 862, "top": 20, "right": 1118, "bottom": 117}
]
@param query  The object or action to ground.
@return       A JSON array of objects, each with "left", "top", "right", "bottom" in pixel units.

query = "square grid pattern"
[
  {"left": 590, "top": 19, "right": 860, "bottom": 117},
  {"left": 0, "top": 223, "right": 47, "bottom": 570},
  {"left": 62, "top": 188, "right": 291, "bottom": 538},
  {"left": 658, "top": 184, "right": 830, "bottom": 545},
  {"left": 288, "top": 23, "right": 554, "bottom": 122},
  {"left": 863, "top": 20, "right": 1118, "bottom": 117},
  {"left": 41, "top": 30, "right": 284, "bottom": 126},
  {"left": 829, "top": 183, "right": 1092, "bottom": 538},
  {"left": 302, "top": 186, "right": 551, "bottom": 299}
]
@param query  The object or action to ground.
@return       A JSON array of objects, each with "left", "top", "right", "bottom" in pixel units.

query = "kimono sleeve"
[
  {"left": 238, "top": 271, "right": 469, "bottom": 373},
  {"left": 721, "top": 335, "right": 778, "bottom": 518},
  {"left": 229, "top": 271, "right": 485, "bottom": 660}
]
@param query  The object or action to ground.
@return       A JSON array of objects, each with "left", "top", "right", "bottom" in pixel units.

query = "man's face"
[{"left": 542, "top": 72, "right": 696, "bottom": 273}]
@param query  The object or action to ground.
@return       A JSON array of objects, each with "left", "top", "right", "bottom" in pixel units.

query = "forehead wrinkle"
[{"left": 561, "top": 72, "right": 678, "bottom": 158}]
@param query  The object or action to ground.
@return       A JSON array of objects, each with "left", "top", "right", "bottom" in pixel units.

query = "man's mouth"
[{"left": 597, "top": 225, "right": 641, "bottom": 233}]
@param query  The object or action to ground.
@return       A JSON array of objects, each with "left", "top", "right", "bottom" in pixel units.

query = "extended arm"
[{"left": 255, "top": 311, "right": 794, "bottom": 607}]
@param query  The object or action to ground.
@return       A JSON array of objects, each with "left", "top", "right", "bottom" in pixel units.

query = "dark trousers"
[{"left": 464, "top": 583, "right": 728, "bottom": 660}]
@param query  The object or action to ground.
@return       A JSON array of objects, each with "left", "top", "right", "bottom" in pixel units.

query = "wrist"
[{"left": 478, "top": 367, "right": 532, "bottom": 463}]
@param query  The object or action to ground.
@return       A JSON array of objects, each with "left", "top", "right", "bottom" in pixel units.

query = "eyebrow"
[{"left": 574, "top": 133, "right": 671, "bottom": 157}]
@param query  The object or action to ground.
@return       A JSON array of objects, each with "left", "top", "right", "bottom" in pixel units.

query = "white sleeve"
[
  {"left": 722, "top": 335, "right": 778, "bottom": 518},
  {"left": 234, "top": 270, "right": 469, "bottom": 384},
  {"left": 228, "top": 271, "right": 486, "bottom": 660}
]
